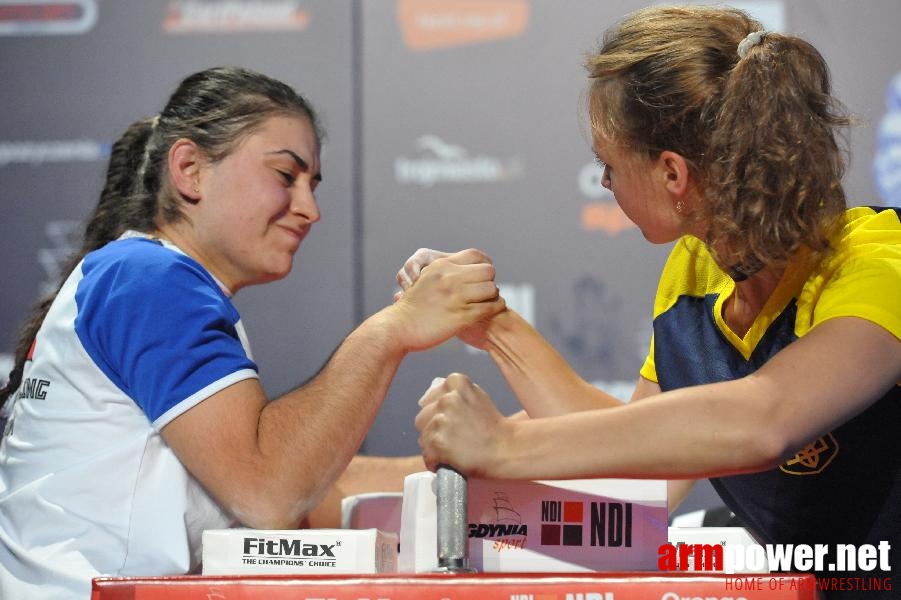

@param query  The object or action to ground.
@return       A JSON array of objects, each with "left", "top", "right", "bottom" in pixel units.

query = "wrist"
[
  {"left": 359, "top": 307, "right": 412, "bottom": 359},
  {"left": 482, "top": 416, "right": 521, "bottom": 479},
  {"left": 483, "top": 308, "right": 521, "bottom": 354}
]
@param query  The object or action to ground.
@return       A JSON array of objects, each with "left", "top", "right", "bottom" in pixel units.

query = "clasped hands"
[{"left": 394, "top": 247, "right": 511, "bottom": 476}]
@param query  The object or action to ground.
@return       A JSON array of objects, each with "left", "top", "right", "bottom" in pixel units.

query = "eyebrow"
[{"left": 267, "top": 149, "right": 323, "bottom": 183}]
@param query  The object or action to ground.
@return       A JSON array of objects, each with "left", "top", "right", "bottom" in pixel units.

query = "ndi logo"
[
  {"left": 540, "top": 500, "right": 583, "bottom": 546},
  {"left": 540, "top": 500, "right": 633, "bottom": 548}
]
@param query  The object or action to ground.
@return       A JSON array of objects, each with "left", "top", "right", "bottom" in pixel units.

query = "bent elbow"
[
  {"left": 743, "top": 429, "right": 794, "bottom": 472},
  {"left": 226, "top": 487, "right": 317, "bottom": 531},
  {"left": 239, "top": 510, "right": 304, "bottom": 531}
]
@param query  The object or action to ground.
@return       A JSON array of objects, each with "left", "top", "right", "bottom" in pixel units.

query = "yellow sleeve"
[
  {"left": 806, "top": 208, "right": 901, "bottom": 342},
  {"left": 639, "top": 334, "right": 658, "bottom": 383}
]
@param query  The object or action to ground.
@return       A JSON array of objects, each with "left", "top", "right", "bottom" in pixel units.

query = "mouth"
[{"left": 278, "top": 224, "right": 309, "bottom": 248}]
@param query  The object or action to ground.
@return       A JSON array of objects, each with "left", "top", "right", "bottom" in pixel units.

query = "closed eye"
[{"left": 278, "top": 170, "right": 296, "bottom": 185}]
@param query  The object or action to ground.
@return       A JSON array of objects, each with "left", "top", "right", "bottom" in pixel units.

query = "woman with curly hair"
[{"left": 409, "top": 6, "right": 901, "bottom": 596}]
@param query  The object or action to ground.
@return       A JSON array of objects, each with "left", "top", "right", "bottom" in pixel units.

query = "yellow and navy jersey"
[{"left": 641, "top": 206, "right": 901, "bottom": 584}]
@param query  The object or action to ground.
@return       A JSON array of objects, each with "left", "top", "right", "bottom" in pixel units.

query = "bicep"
[{"left": 751, "top": 316, "right": 901, "bottom": 448}]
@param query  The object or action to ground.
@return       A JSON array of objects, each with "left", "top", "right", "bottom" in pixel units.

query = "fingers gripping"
[
  {"left": 415, "top": 373, "right": 482, "bottom": 471},
  {"left": 396, "top": 248, "right": 447, "bottom": 290},
  {"left": 396, "top": 248, "right": 492, "bottom": 291}
]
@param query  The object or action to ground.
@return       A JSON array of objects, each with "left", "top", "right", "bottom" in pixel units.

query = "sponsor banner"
[
  {"left": 162, "top": 0, "right": 311, "bottom": 34},
  {"left": 36, "top": 220, "right": 81, "bottom": 295},
  {"left": 0, "top": 0, "right": 97, "bottom": 36},
  {"left": 91, "top": 572, "right": 820, "bottom": 599},
  {"left": 202, "top": 528, "right": 397, "bottom": 575},
  {"left": 394, "top": 135, "right": 523, "bottom": 187},
  {"left": 577, "top": 162, "right": 634, "bottom": 236},
  {"left": 397, "top": 0, "right": 529, "bottom": 51},
  {"left": 0, "top": 140, "right": 109, "bottom": 166},
  {"left": 399, "top": 472, "right": 667, "bottom": 573}
]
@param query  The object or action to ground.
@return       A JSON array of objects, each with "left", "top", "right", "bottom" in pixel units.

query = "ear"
[
  {"left": 657, "top": 150, "right": 692, "bottom": 198},
  {"left": 167, "top": 138, "right": 204, "bottom": 201}
]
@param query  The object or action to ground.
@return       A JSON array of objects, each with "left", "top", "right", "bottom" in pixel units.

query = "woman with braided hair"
[{"left": 0, "top": 66, "right": 503, "bottom": 598}]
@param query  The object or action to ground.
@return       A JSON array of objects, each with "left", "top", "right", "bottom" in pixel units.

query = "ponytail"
[
  {"left": 1, "top": 118, "right": 157, "bottom": 406},
  {"left": 584, "top": 6, "right": 852, "bottom": 275},
  {"left": 704, "top": 32, "right": 851, "bottom": 271}
]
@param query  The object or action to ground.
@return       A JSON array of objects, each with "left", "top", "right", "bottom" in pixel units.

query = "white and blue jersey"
[{"left": 0, "top": 232, "right": 259, "bottom": 599}]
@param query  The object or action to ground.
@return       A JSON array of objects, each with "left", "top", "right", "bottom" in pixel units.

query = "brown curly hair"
[{"left": 584, "top": 5, "right": 851, "bottom": 274}]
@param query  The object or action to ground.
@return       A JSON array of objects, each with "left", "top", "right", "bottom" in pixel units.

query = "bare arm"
[
  {"left": 301, "top": 454, "right": 426, "bottom": 529},
  {"left": 629, "top": 376, "right": 697, "bottom": 514},
  {"left": 162, "top": 250, "right": 504, "bottom": 529},
  {"left": 417, "top": 317, "right": 901, "bottom": 481},
  {"left": 397, "top": 251, "right": 623, "bottom": 415},
  {"left": 481, "top": 309, "right": 625, "bottom": 415},
  {"left": 399, "top": 249, "right": 695, "bottom": 510}
]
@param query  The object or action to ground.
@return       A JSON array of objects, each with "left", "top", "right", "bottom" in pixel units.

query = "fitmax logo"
[{"left": 242, "top": 537, "right": 336, "bottom": 558}]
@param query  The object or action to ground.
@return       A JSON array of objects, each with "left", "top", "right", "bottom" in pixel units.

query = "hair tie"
[{"left": 737, "top": 30, "right": 767, "bottom": 59}]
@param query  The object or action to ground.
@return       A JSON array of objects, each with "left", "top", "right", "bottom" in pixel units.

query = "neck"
[
  {"left": 153, "top": 222, "right": 239, "bottom": 294},
  {"left": 724, "top": 266, "right": 784, "bottom": 337}
]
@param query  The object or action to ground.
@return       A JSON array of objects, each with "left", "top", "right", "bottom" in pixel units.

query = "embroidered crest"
[{"left": 780, "top": 433, "right": 838, "bottom": 475}]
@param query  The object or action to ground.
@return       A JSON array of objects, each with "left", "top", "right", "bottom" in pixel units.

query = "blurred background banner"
[{"left": 2, "top": 0, "right": 899, "bottom": 515}]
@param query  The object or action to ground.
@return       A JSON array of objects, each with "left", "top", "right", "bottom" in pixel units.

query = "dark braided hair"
[{"left": 1, "top": 66, "right": 322, "bottom": 406}]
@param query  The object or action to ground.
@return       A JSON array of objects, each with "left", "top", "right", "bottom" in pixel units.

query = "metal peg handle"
[{"left": 435, "top": 464, "right": 475, "bottom": 572}]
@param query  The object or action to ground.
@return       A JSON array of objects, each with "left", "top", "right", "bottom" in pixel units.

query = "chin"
[
  {"left": 256, "top": 259, "right": 295, "bottom": 285},
  {"left": 641, "top": 228, "right": 681, "bottom": 245},
  {"left": 274, "top": 256, "right": 296, "bottom": 279}
]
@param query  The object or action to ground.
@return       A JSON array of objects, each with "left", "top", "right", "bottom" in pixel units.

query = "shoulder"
[
  {"left": 820, "top": 206, "right": 901, "bottom": 274},
  {"left": 842, "top": 205, "right": 901, "bottom": 232},
  {"left": 73, "top": 236, "right": 239, "bottom": 341},
  {"left": 799, "top": 206, "right": 901, "bottom": 337},
  {"left": 83, "top": 237, "right": 216, "bottom": 289},
  {"left": 78, "top": 236, "right": 227, "bottom": 308},
  {"left": 835, "top": 205, "right": 901, "bottom": 247}
]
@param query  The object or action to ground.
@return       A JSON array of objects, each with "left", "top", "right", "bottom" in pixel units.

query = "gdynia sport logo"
[{"left": 657, "top": 540, "right": 891, "bottom": 575}]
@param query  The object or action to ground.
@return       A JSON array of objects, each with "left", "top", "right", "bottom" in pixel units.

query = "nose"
[
  {"left": 601, "top": 165, "right": 611, "bottom": 190},
  {"left": 291, "top": 183, "right": 321, "bottom": 224}
]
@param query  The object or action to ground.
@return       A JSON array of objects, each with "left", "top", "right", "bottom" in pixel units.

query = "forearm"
[
  {"left": 484, "top": 309, "right": 623, "bottom": 416},
  {"left": 251, "top": 310, "right": 410, "bottom": 525},
  {"left": 484, "top": 377, "right": 785, "bottom": 481},
  {"left": 301, "top": 454, "right": 425, "bottom": 529},
  {"left": 422, "top": 317, "right": 901, "bottom": 485}
]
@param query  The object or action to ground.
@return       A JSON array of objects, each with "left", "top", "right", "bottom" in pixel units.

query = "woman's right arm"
[
  {"left": 631, "top": 376, "right": 697, "bottom": 514},
  {"left": 482, "top": 308, "right": 626, "bottom": 416},
  {"left": 396, "top": 249, "right": 624, "bottom": 416},
  {"left": 161, "top": 250, "right": 504, "bottom": 530}
]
